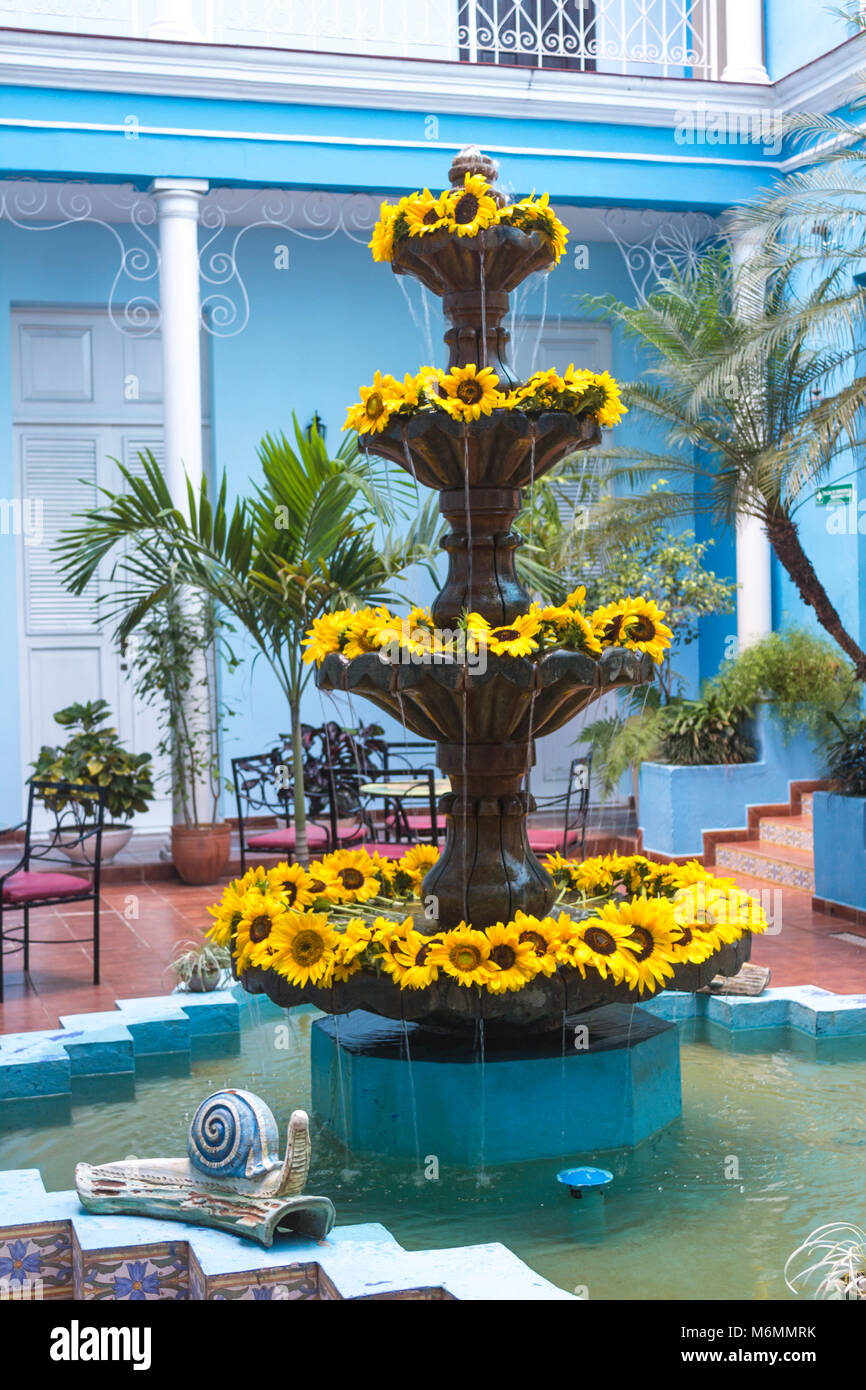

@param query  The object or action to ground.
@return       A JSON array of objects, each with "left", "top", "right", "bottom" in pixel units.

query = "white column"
[
  {"left": 151, "top": 179, "right": 208, "bottom": 502},
  {"left": 151, "top": 179, "right": 214, "bottom": 828},
  {"left": 721, "top": 0, "right": 770, "bottom": 84},
  {"left": 729, "top": 223, "right": 773, "bottom": 650}
]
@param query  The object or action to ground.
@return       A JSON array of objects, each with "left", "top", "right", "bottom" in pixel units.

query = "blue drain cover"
[{"left": 556, "top": 1166, "right": 613, "bottom": 1198}]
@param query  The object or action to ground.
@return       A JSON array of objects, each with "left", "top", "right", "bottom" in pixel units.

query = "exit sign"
[{"left": 816, "top": 484, "right": 854, "bottom": 506}]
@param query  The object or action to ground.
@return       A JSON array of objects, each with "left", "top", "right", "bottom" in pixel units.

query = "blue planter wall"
[
  {"left": 638, "top": 710, "right": 821, "bottom": 857},
  {"left": 813, "top": 791, "right": 866, "bottom": 912}
]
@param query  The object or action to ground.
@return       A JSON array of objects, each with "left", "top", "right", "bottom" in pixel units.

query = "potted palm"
[
  {"left": 128, "top": 587, "right": 235, "bottom": 885},
  {"left": 30, "top": 699, "right": 155, "bottom": 863}
]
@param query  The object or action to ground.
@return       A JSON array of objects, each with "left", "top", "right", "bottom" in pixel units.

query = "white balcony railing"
[{"left": 0, "top": 0, "right": 724, "bottom": 79}]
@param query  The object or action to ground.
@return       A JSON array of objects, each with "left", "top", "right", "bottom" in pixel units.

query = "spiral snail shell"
[{"left": 188, "top": 1089, "right": 281, "bottom": 1181}]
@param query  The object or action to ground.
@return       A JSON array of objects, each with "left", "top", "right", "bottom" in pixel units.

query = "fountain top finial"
[{"left": 449, "top": 145, "right": 502, "bottom": 194}]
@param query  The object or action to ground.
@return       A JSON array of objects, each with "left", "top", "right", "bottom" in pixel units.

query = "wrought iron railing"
[{"left": 1, "top": 0, "right": 724, "bottom": 79}]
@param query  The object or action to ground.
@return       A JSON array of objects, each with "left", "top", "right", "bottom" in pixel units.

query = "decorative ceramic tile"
[
  {"left": 188, "top": 1250, "right": 206, "bottom": 1301},
  {"left": 75, "top": 1237, "right": 189, "bottom": 1300},
  {"left": 208, "top": 1262, "right": 319, "bottom": 1300},
  {"left": 715, "top": 848, "right": 815, "bottom": 892},
  {"left": 0, "top": 1221, "right": 72, "bottom": 1299},
  {"left": 317, "top": 1268, "right": 342, "bottom": 1300},
  {"left": 759, "top": 820, "right": 813, "bottom": 851}
]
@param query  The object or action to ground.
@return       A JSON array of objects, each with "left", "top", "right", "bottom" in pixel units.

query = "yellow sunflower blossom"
[
  {"left": 606, "top": 896, "right": 678, "bottom": 996},
  {"left": 268, "top": 862, "right": 318, "bottom": 913},
  {"left": 618, "top": 597, "right": 674, "bottom": 665},
  {"left": 268, "top": 911, "right": 339, "bottom": 988},
  {"left": 399, "top": 843, "right": 440, "bottom": 885},
  {"left": 487, "top": 610, "right": 542, "bottom": 657},
  {"left": 333, "top": 919, "right": 374, "bottom": 982},
  {"left": 302, "top": 612, "right": 346, "bottom": 667},
  {"left": 322, "top": 849, "right": 382, "bottom": 905},
  {"left": 449, "top": 173, "right": 499, "bottom": 237},
  {"left": 484, "top": 921, "right": 541, "bottom": 993},
  {"left": 437, "top": 364, "right": 503, "bottom": 422},
  {"left": 592, "top": 369, "right": 628, "bottom": 428},
  {"left": 512, "top": 911, "right": 562, "bottom": 977},
  {"left": 390, "top": 931, "right": 440, "bottom": 989},
  {"left": 404, "top": 188, "right": 453, "bottom": 237},
  {"left": 556, "top": 911, "right": 636, "bottom": 983},
  {"left": 234, "top": 891, "right": 290, "bottom": 971},
  {"left": 344, "top": 369, "right": 400, "bottom": 434},
  {"left": 427, "top": 924, "right": 494, "bottom": 987}
]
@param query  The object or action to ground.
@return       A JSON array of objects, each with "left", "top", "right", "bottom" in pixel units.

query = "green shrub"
[
  {"left": 30, "top": 699, "right": 155, "bottom": 824},
  {"left": 826, "top": 717, "right": 866, "bottom": 798},
  {"left": 715, "top": 628, "right": 858, "bottom": 744},
  {"left": 656, "top": 693, "right": 756, "bottom": 766}
]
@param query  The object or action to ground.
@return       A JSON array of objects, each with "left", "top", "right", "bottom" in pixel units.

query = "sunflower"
[
  {"left": 268, "top": 912, "right": 339, "bottom": 988},
  {"left": 404, "top": 188, "right": 453, "bottom": 237},
  {"left": 543, "top": 851, "right": 577, "bottom": 889},
  {"left": 487, "top": 610, "right": 542, "bottom": 657},
  {"left": 449, "top": 173, "right": 498, "bottom": 237},
  {"left": 564, "top": 585, "right": 587, "bottom": 609},
  {"left": 617, "top": 897, "right": 678, "bottom": 995},
  {"left": 268, "top": 862, "right": 318, "bottom": 912},
  {"left": 373, "top": 915, "right": 418, "bottom": 980},
  {"left": 557, "top": 911, "right": 636, "bottom": 983},
  {"left": 305, "top": 858, "right": 341, "bottom": 901},
  {"left": 206, "top": 881, "right": 246, "bottom": 949},
  {"left": 569, "top": 857, "right": 616, "bottom": 897},
  {"left": 389, "top": 931, "right": 440, "bottom": 989},
  {"left": 427, "top": 924, "right": 493, "bottom": 987},
  {"left": 323, "top": 849, "right": 382, "bottom": 904},
  {"left": 399, "top": 843, "right": 440, "bottom": 885},
  {"left": 332, "top": 919, "right": 373, "bottom": 982},
  {"left": 617, "top": 597, "right": 673, "bottom": 665},
  {"left": 512, "top": 911, "right": 562, "bottom": 977},
  {"left": 590, "top": 599, "right": 633, "bottom": 648},
  {"left": 341, "top": 607, "right": 386, "bottom": 660},
  {"left": 537, "top": 604, "right": 601, "bottom": 656},
  {"left": 483, "top": 921, "right": 540, "bottom": 993},
  {"left": 592, "top": 370, "right": 628, "bottom": 428},
  {"left": 461, "top": 610, "right": 491, "bottom": 654},
  {"left": 669, "top": 922, "right": 718, "bottom": 965},
  {"left": 438, "top": 364, "right": 502, "bottom": 422},
  {"left": 351, "top": 370, "right": 400, "bottom": 435},
  {"left": 368, "top": 200, "right": 401, "bottom": 263},
  {"left": 302, "top": 612, "right": 345, "bottom": 667},
  {"left": 234, "top": 891, "right": 291, "bottom": 971}
]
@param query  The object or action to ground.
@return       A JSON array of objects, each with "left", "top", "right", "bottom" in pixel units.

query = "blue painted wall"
[{"left": 764, "top": 0, "right": 853, "bottom": 81}]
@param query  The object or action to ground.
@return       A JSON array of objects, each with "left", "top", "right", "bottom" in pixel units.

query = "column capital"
[{"left": 150, "top": 178, "right": 209, "bottom": 200}]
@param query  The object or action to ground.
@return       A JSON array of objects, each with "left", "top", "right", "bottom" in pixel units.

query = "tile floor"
[{"left": 1, "top": 871, "right": 865, "bottom": 1034}]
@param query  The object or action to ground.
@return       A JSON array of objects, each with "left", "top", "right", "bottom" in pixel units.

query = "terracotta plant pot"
[{"left": 171, "top": 823, "right": 231, "bottom": 885}]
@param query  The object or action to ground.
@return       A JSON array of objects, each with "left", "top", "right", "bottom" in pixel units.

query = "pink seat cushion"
[
  {"left": 246, "top": 823, "right": 329, "bottom": 852},
  {"left": 354, "top": 841, "right": 423, "bottom": 860},
  {"left": 336, "top": 821, "right": 368, "bottom": 846},
  {"left": 3, "top": 870, "right": 92, "bottom": 904},
  {"left": 527, "top": 828, "right": 578, "bottom": 854},
  {"left": 387, "top": 813, "right": 434, "bottom": 832}
]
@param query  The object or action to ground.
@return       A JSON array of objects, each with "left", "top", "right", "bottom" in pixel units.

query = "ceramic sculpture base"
[{"left": 311, "top": 1004, "right": 682, "bottom": 1164}]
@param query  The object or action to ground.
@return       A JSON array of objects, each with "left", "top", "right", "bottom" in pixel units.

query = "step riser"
[
  {"left": 759, "top": 824, "right": 813, "bottom": 851},
  {"left": 716, "top": 846, "right": 815, "bottom": 892}
]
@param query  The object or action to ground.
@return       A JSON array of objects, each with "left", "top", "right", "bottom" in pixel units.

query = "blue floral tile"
[
  {"left": 0, "top": 1222, "right": 72, "bottom": 1299},
  {"left": 76, "top": 1240, "right": 189, "bottom": 1301}
]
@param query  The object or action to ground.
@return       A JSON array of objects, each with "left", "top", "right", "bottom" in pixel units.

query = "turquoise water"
[{"left": 2, "top": 1002, "right": 865, "bottom": 1301}]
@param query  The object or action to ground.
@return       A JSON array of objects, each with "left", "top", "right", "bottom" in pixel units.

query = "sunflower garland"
[
  {"left": 302, "top": 590, "right": 671, "bottom": 669},
  {"left": 369, "top": 174, "right": 568, "bottom": 264},
  {"left": 342, "top": 362, "right": 626, "bottom": 435},
  {"left": 209, "top": 849, "right": 764, "bottom": 1000}
]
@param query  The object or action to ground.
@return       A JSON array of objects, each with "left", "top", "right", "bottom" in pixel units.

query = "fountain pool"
[{"left": 2, "top": 1001, "right": 864, "bottom": 1301}]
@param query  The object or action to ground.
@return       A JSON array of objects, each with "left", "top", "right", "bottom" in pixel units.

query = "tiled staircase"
[{"left": 709, "top": 786, "right": 823, "bottom": 892}]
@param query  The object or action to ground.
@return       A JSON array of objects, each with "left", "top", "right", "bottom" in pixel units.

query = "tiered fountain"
[{"left": 241, "top": 150, "right": 750, "bottom": 1163}]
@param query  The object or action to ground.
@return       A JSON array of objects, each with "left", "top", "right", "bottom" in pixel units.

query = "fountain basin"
[
  {"left": 363, "top": 408, "right": 601, "bottom": 492},
  {"left": 240, "top": 934, "right": 751, "bottom": 1036},
  {"left": 310, "top": 1004, "right": 682, "bottom": 1163}
]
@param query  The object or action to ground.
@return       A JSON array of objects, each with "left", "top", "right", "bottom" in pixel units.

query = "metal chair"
[
  {"left": 527, "top": 754, "right": 593, "bottom": 859},
  {"left": 383, "top": 742, "right": 441, "bottom": 845},
  {"left": 0, "top": 779, "right": 106, "bottom": 1003},
  {"left": 232, "top": 744, "right": 332, "bottom": 874}
]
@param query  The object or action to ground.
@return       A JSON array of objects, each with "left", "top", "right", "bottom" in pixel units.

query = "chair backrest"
[
  {"left": 383, "top": 741, "right": 438, "bottom": 777},
  {"left": 232, "top": 744, "right": 294, "bottom": 839},
  {"left": 25, "top": 778, "right": 107, "bottom": 875},
  {"left": 565, "top": 755, "right": 593, "bottom": 831}
]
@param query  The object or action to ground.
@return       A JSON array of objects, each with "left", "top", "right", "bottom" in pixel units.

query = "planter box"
[
  {"left": 638, "top": 711, "right": 820, "bottom": 858},
  {"left": 813, "top": 791, "right": 866, "bottom": 912}
]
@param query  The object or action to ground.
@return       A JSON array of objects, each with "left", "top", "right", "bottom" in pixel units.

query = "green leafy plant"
[
  {"left": 56, "top": 421, "right": 442, "bottom": 861},
  {"left": 655, "top": 692, "right": 756, "bottom": 767},
  {"left": 825, "top": 717, "right": 866, "bottom": 798},
  {"left": 583, "top": 248, "right": 866, "bottom": 679},
  {"left": 168, "top": 937, "right": 231, "bottom": 991},
  {"left": 715, "top": 628, "right": 858, "bottom": 745},
  {"left": 30, "top": 699, "right": 155, "bottom": 824},
  {"left": 125, "top": 588, "right": 236, "bottom": 830}
]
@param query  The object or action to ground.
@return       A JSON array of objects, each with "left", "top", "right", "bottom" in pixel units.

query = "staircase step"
[
  {"left": 759, "top": 814, "right": 813, "bottom": 851},
  {"left": 715, "top": 839, "right": 815, "bottom": 892}
]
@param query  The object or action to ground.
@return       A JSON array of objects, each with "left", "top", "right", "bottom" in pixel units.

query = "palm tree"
[
  {"left": 583, "top": 248, "right": 866, "bottom": 679},
  {"left": 56, "top": 421, "right": 442, "bottom": 862}
]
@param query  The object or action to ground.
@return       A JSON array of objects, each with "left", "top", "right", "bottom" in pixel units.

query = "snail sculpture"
[{"left": 75, "top": 1089, "right": 336, "bottom": 1247}]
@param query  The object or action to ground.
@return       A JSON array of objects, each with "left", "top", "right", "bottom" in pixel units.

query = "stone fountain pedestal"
[{"left": 310, "top": 1005, "right": 681, "bottom": 1165}]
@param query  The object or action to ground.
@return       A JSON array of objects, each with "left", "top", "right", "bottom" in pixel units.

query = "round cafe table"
[{"left": 358, "top": 776, "right": 451, "bottom": 847}]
